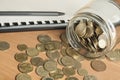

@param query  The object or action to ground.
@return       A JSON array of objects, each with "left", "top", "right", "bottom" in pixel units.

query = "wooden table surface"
[{"left": 0, "top": 30, "right": 120, "bottom": 80}]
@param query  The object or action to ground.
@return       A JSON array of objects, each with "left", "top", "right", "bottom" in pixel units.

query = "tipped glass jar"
[{"left": 66, "top": 0, "right": 120, "bottom": 58}]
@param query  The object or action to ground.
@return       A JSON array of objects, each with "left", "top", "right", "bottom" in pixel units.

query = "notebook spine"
[{"left": 0, "top": 20, "right": 68, "bottom": 32}]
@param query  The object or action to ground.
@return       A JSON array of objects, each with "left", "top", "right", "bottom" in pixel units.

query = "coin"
[
  {"left": 37, "top": 35, "right": 51, "bottom": 43},
  {"left": 44, "top": 60, "right": 57, "bottom": 72},
  {"left": 45, "top": 41, "right": 61, "bottom": 50},
  {"left": 60, "top": 32, "right": 68, "bottom": 44},
  {"left": 75, "top": 19, "right": 87, "bottom": 37},
  {"left": 95, "top": 26, "right": 103, "bottom": 36},
  {"left": 90, "top": 60, "right": 106, "bottom": 71},
  {"left": 17, "top": 44, "right": 28, "bottom": 51},
  {"left": 77, "top": 68, "right": 88, "bottom": 76},
  {"left": 35, "top": 66, "right": 49, "bottom": 77},
  {"left": 45, "top": 41, "right": 56, "bottom": 50},
  {"left": 50, "top": 68, "right": 64, "bottom": 79},
  {"left": 98, "top": 34, "right": 107, "bottom": 49},
  {"left": 62, "top": 67, "right": 75, "bottom": 76},
  {"left": 65, "top": 77, "right": 79, "bottom": 80},
  {"left": 15, "top": 73, "right": 31, "bottom": 80},
  {"left": 90, "top": 36, "right": 98, "bottom": 50},
  {"left": 98, "top": 39, "right": 107, "bottom": 49},
  {"left": 66, "top": 47, "right": 85, "bottom": 61},
  {"left": 60, "top": 48, "right": 67, "bottom": 56},
  {"left": 36, "top": 43, "right": 45, "bottom": 52},
  {"left": 26, "top": 48, "right": 39, "bottom": 57},
  {"left": 18, "top": 62, "right": 33, "bottom": 73},
  {"left": 61, "top": 42, "right": 70, "bottom": 47},
  {"left": 53, "top": 41, "right": 61, "bottom": 49},
  {"left": 46, "top": 50, "right": 60, "bottom": 60},
  {"left": 106, "top": 49, "right": 120, "bottom": 61},
  {"left": 83, "top": 20, "right": 94, "bottom": 38},
  {"left": 61, "top": 56, "right": 74, "bottom": 66},
  {"left": 83, "top": 75, "right": 97, "bottom": 80},
  {"left": 57, "top": 57, "right": 63, "bottom": 66},
  {"left": 14, "top": 53, "right": 28, "bottom": 62},
  {"left": 30, "top": 57, "right": 44, "bottom": 66},
  {"left": 42, "top": 76, "right": 54, "bottom": 80},
  {"left": 0, "top": 41, "right": 10, "bottom": 51},
  {"left": 79, "top": 38, "right": 88, "bottom": 49},
  {"left": 86, "top": 38, "right": 96, "bottom": 52},
  {"left": 73, "top": 61, "right": 82, "bottom": 70}
]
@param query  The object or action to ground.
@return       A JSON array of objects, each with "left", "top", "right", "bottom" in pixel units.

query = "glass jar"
[{"left": 66, "top": 0, "right": 120, "bottom": 58}]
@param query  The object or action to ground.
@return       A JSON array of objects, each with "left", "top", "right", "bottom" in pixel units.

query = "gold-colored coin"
[
  {"left": 0, "top": 41, "right": 10, "bottom": 51},
  {"left": 60, "top": 32, "right": 69, "bottom": 44},
  {"left": 95, "top": 26, "right": 103, "bottom": 36},
  {"left": 36, "top": 43, "right": 45, "bottom": 52},
  {"left": 83, "top": 20, "right": 94, "bottom": 38},
  {"left": 73, "top": 61, "right": 82, "bottom": 70},
  {"left": 62, "top": 67, "right": 75, "bottom": 76},
  {"left": 42, "top": 76, "right": 54, "bottom": 80},
  {"left": 75, "top": 19, "right": 87, "bottom": 37},
  {"left": 106, "top": 49, "right": 120, "bottom": 61},
  {"left": 44, "top": 60, "right": 57, "bottom": 72},
  {"left": 46, "top": 50, "right": 60, "bottom": 60},
  {"left": 53, "top": 41, "right": 61, "bottom": 49},
  {"left": 61, "top": 42, "right": 70, "bottom": 47},
  {"left": 15, "top": 73, "right": 31, "bottom": 80},
  {"left": 35, "top": 66, "right": 49, "bottom": 77},
  {"left": 45, "top": 41, "right": 56, "bottom": 50},
  {"left": 60, "top": 48, "right": 67, "bottom": 56},
  {"left": 26, "top": 48, "right": 39, "bottom": 57},
  {"left": 83, "top": 75, "right": 97, "bottom": 80},
  {"left": 14, "top": 53, "right": 28, "bottom": 62},
  {"left": 30, "top": 57, "right": 44, "bottom": 66},
  {"left": 77, "top": 68, "right": 88, "bottom": 76},
  {"left": 66, "top": 47, "right": 85, "bottom": 61},
  {"left": 90, "top": 60, "right": 106, "bottom": 72},
  {"left": 18, "top": 62, "right": 33, "bottom": 73},
  {"left": 37, "top": 35, "right": 51, "bottom": 43},
  {"left": 86, "top": 38, "right": 96, "bottom": 52},
  {"left": 17, "top": 44, "right": 28, "bottom": 51},
  {"left": 90, "top": 36, "right": 98, "bottom": 50},
  {"left": 61, "top": 56, "right": 74, "bottom": 66},
  {"left": 79, "top": 38, "right": 88, "bottom": 49},
  {"left": 57, "top": 57, "right": 64, "bottom": 66},
  {"left": 65, "top": 77, "right": 79, "bottom": 80},
  {"left": 50, "top": 68, "right": 64, "bottom": 79}
]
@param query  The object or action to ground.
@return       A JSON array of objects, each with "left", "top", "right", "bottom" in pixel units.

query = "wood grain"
[{"left": 0, "top": 30, "right": 120, "bottom": 80}]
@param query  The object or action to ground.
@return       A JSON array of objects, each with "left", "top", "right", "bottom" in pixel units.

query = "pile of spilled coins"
[{"left": 0, "top": 32, "right": 120, "bottom": 80}]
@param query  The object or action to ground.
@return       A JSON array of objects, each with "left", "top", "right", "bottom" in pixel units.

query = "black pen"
[{"left": 0, "top": 11, "right": 65, "bottom": 16}]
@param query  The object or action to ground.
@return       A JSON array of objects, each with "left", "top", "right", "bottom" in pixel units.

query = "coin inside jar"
[{"left": 75, "top": 19, "right": 87, "bottom": 37}]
